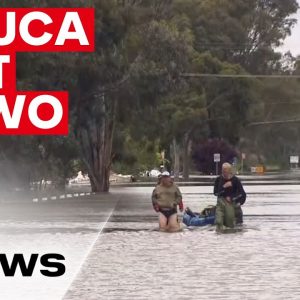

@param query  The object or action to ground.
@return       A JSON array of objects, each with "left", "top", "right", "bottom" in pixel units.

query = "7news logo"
[{"left": 0, "top": 253, "right": 65, "bottom": 277}]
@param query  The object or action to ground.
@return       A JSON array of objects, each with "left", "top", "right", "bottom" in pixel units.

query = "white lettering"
[
  {"left": 20, "top": 12, "right": 53, "bottom": 46},
  {"left": 0, "top": 95, "right": 26, "bottom": 128},
  {"left": 0, "top": 56, "right": 10, "bottom": 89},
  {"left": 56, "top": 12, "right": 89, "bottom": 46},
  {"left": 0, "top": 12, "right": 16, "bottom": 46},
  {"left": 28, "top": 95, "right": 63, "bottom": 129}
]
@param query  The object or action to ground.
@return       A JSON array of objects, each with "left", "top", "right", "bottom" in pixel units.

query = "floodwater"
[
  {"left": 65, "top": 185, "right": 300, "bottom": 300},
  {"left": 0, "top": 194, "right": 118, "bottom": 300},
  {"left": 1, "top": 184, "right": 300, "bottom": 299}
]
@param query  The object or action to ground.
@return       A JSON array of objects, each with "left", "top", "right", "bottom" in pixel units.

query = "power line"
[
  {"left": 181, "top": 73, "right": 300, "bottom": 79},
  {"left": 247, "top": 119, "right": 300, "bottom": 126},
  {"left": 266, "top": 101, "right": 300, "bottom": 105}
]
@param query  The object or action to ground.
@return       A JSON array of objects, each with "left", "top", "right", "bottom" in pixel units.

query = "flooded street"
[
  {"left": 65, "top": 185, "right": 300, "bottom": 300},
  {"left": 0, "top": 194, "right": 119, "bottom": 300},
  {"left": 1, "top": 184, "right": 300, "bottom": 299},
  {"left": 1, "top": 1, "right": 299, "bottom": 299}
]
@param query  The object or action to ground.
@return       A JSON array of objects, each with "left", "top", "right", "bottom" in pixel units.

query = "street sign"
[
  {"left": 214, "top": 153, "right": 221, "bottom": 162},
  {"left": 242, "top": 153, "right": 246, "bottom": 160},
  {"left": 290, "top": 156, "right": 299, "bottom": 164},
  {"left": 233, "top": 157, "right": 238, "bottom": 165}
]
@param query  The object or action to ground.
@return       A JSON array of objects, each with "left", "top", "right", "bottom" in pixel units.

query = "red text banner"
[
  {"left": 0, "top": 8, "right": 95, "bottom": 52},
  {"left": 0, "top": 91, "right": 68, "bottom": 135},
  {"left": 0, "top": 7, "right": 95, "bottom": 135}
]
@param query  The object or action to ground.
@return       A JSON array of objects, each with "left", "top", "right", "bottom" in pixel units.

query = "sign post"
[
  {"left": 241, "top": 153, "right": 246, "bottom": 174},
  {"left": 290, "top": 156, "right": 299, "bottom": 169},
  {"left": 214, "top": 153, "right": 221, "bottom": 175}
]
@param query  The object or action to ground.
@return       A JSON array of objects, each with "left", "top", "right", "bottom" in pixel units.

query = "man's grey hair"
[{"left": 222, "top": 162, "right": 232, "bottom": 170}]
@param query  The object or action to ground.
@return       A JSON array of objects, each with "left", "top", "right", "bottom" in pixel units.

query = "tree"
[
  {"left": 193, "top": 138, "right": 238, "bottom": 174},
  {"left": 174, "top": 0, "right": 298, "bottom": 73},
  {"left": 1, "top": 0, "right": 299, "bottom": 191}
]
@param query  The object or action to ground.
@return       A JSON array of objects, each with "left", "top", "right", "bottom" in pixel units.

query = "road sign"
[
  {"left": 290, "top": 156, "right": 299, "bottom": 164},
  {"left": 214, "top": 153, "right": 220, "bottom": 162},
  {"left": 242, "top": 153, "right": 246, "bottom": 160}
]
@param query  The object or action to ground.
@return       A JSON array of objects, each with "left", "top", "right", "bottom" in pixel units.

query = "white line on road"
[{"left": 61, "top": 200, "right": 118, "bottom": 300}]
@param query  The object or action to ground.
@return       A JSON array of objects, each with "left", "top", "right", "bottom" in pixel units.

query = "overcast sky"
[{"left": 280, "top": 1, "right": 300, "bottom": 57}]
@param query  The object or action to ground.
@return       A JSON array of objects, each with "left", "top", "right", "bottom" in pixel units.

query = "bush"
[{"left": 192, "top": 138, "right": 238, "bottom": 175}]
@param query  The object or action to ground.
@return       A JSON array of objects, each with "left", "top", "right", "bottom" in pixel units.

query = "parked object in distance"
[{"left": 149, "top": 169, "right": 161, "bottom": 177}]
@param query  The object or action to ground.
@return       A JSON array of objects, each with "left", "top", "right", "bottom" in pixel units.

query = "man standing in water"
[
  {"left": 214, "top": 162, "right": 246, "bottom": 230},
  {"left": 152, "top": 171, "right": 184, "bottom": 232}
]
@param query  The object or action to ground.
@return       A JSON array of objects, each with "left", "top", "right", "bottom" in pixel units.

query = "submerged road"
[
  {"left": 65, "top": 184, "right": 300, "bottom": 300},
  {"left": 1, "top": 184, "right": 300, "bottom": 299}
]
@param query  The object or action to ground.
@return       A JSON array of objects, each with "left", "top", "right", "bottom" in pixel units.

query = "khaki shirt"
[{"left": 152, "top": 183, "right": 182, "bottom": 208}]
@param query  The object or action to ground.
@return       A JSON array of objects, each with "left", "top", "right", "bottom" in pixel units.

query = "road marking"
[{"left": 61, "top": 199, "right": 118, "bottom": 299}]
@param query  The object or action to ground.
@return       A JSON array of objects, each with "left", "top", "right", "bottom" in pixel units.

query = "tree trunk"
[
  {"left": 77, "top": 93, "right": 116, "bottom": 193},
  {"left": 171, "top": 138, "right": 180, "bottom": 180},
  {"left": 182, "top": 133, "right": 192, "bottom": 181}
]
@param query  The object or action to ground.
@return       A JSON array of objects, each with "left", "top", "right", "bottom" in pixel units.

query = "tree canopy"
[{"left": 0, "top": 0, "right": 299, "bottom": 191}]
